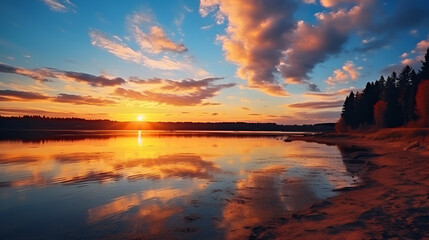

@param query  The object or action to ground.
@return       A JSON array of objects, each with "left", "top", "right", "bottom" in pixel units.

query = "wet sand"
[{"left": 252, "top": 129, "right": 429, "bottom": 240}]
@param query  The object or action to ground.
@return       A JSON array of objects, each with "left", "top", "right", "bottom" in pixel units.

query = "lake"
[{"left": 0, "top": 131, "right": 361, "bottom": 239}]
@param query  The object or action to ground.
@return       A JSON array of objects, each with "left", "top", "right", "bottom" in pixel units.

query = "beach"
[{"left": 253, "top": 129, "right": 429, "bottom": 240}]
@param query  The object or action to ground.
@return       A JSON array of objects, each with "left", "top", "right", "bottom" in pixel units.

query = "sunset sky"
[{"left": 0, "top": 0, "right": 428, "bottom": 123}]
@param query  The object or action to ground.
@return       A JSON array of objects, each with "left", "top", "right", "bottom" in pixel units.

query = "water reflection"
[{"left": 0, "top": 131, "right": 361, "bottom": 240}]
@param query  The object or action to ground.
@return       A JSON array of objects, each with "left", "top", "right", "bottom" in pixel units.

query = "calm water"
[{"left": 0, "top": 131, "right": 360, "bottom": 239}]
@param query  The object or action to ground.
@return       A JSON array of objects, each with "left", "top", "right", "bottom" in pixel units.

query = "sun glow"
[{"left": 137, "top": 115, "right": 144, "bottom": 121}]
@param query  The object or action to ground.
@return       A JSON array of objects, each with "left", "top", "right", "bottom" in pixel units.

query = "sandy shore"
[{"left": 252, "top": 129, "right": 429, "bottom": 240}]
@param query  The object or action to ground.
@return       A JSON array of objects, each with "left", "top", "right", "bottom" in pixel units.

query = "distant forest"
[
  {"left": 0, "top": 116, "right": 334, "bottom": 132},
  {"left": 337, "top": 48, "right": 429, "bottom": 131}
]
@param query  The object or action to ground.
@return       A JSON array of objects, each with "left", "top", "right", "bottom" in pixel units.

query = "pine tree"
[
  {"left": 341, "top": 92, "right": 355, "bottom": 127},
  {"left": 419, "top": 48, "right": 429, "bottom": 80}
]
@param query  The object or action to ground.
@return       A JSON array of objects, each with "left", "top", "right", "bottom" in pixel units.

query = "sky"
[{"left": 0, "top": 0, "right": 428, "bottom": 124}]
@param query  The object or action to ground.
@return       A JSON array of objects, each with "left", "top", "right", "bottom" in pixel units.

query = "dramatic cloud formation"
[
  {"left": 288, "top": 100, "right": 344, "bottom": 109},
  {"left": 279, "top": 1, "right": 376, "bottom": 84},
  {"left": 43, "top": 0, "right": 76, "bottom": 13},
  {"left": 201, "top": 0, "right": 428, "bottom": 96},
  {"left": 0, "top": 63, "right": 126, "bottom": 87},
  {"left": 200, "top": 0, "right": 297, "bottom": 96},
  {"left": 128, "top": 13, "right": 187, "bottom": 53},
  {"left": 326, "top": 61, "right": 361, "bottom": 85},
  {"left": 0, "top": 89, "right": 116, "bottom": 106},
  {"left": 115, "top": 77, "right": 235, "bottom": 106}
]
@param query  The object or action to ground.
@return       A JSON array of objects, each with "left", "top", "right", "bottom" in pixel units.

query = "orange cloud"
[
  {"left": 320, "top": 0, "right": 359, "bottom": 8},
  {"left": 128, "top": 12, "right": 187, "bottom": 53},
  {"left": 326, "top": 61, "right": 361, "bottom": 85},
  {"left": 400, "top": 38, "right": 429, "bottom": 67}
]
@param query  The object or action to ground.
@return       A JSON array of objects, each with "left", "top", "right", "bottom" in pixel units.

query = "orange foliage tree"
[
  {"left": 415, "top": 80, "right": 429, "bottom": 127},
  {"left": 373, "top": 100, "right": 388, "bottom": 128}
]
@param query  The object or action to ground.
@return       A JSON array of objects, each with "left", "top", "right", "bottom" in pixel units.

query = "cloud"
[
  {"left": 200, "top": 0, "right": 297, "bottom": 96},
  {"left": 320, "top": 0, "right": 359, "bottom": 8},
  {"left": 241, "top": 107, "right": 250, "bottom": 111},
  {"left": 129, "top": 77, "right": 163, "bottom": 84},
  {"left": 58, "top": 71, "right": 126, "bottom": 87},
  {"left": 381, "top": 37, "right": 429, "bottom": 74},
  {"left": 89, "top": 29, "right": 144, "bottom": 63},
  {"left": 307, "top": 82, "right": 320, "bottom": 92},
  {"left": 288, "top": 100, "right": 344, "bottom": 109},
  {"left": 114, "top": 77, "right": 235, "bottom": 106},
  {"left": 43, "top": 0, "right": 76, "bottom": 13},
  {"left": 0, "top": 63, "right": 52, "bottom": 82},
  {"left": 200, "top": 0, "right": 429, "bottom": 96},
  {"left": 89, "top": 29, "right": 194, "bottom": 71},
  {"left": 53, "top": 94, "right": 116, "bottom": 106},
  {"left": 303, "top": 87, "right": 358, "bottom": 99},
  {"left": 0, "top": 89, "right": 116, "bottom": 106},
  {"left": 184, "top": 5, "right": 193, "bottom": 12},
  {"left": 279, "top": 0, "right": 375, "bottom": 84},
  {"left": 326, "top": 61, "right": 361, "bottom": 85},
  {"left": 128, "top": 12, "right": 187, "bottom": 53},
  {"left": 201, "top": 24, "right": 213, "bottom": 30},
  {"left": 160, "top": 77, "right": 224, "bottom": 91},
  {"left": 0, "top": 63, "right": 125, "bottom": 87},
  {"left": 409, "top": 29, "right": 418, "bottom": 36},
  {"left": 0, "top": 89, "right": 50, "bottom": 101},
  {"left": 400, "top": 38, "right": 429, "bottom": 67}
]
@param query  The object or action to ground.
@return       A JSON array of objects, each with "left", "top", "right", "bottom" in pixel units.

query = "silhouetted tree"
[{"left": 419, "top": 48, "right": 429, "bottom": 80}]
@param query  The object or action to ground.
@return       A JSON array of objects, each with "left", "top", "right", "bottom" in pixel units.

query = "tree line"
[
  {"left": 337, "top": 48, "right": 429, "bottom": 131},
  {"left": 0, "top": 115, "right": 335, "bottom": 132}
]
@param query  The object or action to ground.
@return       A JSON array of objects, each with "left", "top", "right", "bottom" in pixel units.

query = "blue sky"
[{"left": 0, "top": 0, "right": 428, "bottom": 123}]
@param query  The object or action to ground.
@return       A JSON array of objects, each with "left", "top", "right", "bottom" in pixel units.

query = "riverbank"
[{"left": 256, "top": 128, "right": 429, "bottom": 239}]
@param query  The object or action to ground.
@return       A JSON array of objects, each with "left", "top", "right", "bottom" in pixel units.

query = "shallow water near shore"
[{"left": 0, "top": 131, "right": 361, "bottom": 239}]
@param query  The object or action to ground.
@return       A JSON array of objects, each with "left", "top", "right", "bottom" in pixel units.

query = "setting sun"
[{"left": 137, "top": 115, "right": 144, "bottom": 121}]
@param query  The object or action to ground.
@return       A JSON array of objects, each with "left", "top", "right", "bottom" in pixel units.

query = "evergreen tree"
[
  {"left": 419, "top": 48, "right": 429, "bottom": 80},
  {"left": 341, "top": 91, "right": 355, "bottom": 127}
]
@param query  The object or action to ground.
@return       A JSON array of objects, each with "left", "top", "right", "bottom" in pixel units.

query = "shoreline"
[{"left": 255, "top": 130, "right": 429, "bottom": 239}]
